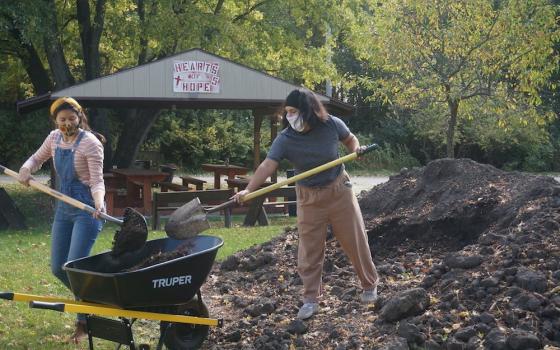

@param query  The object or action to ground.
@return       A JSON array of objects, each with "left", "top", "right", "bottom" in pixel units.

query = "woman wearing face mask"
[
  {"left": 17, "top": 97, "right": 106, "bottom": 343},
  {"left": 233, "top": 88, "right": 379, "bottom": 320}
]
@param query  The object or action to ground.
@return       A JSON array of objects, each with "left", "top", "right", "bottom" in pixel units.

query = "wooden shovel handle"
[{"left": 0, "top": 165, "right": 122, "bottom": 225}]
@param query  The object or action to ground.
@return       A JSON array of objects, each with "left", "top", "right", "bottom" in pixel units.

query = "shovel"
[
  {"left": 165, "top": 144, "right": 379, "bottom": 239},
  {"left": 0, "top": 165, "right": 148, "bottom": 256}
]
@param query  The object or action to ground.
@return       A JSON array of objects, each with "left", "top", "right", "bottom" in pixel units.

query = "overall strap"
[{"left": 72, "top": 130, "right": 86, "bottom": 150}]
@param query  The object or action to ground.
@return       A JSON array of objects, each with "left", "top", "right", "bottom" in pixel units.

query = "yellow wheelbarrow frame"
[{"left": 1, "top": 291, "right": 222, "bottom": 327}]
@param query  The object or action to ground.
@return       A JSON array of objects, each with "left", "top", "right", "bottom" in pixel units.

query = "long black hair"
[{"left": 281, "top": 88, "right": 329, "bottom": 130}]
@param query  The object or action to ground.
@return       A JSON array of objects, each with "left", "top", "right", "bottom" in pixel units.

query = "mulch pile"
[{"left": 197, "top": 158, "right": 560, "bottom": 350}]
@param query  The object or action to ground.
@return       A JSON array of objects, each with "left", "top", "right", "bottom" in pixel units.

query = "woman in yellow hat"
[{"left": 17, "top": 97, "right": 106, "bottom": 343}]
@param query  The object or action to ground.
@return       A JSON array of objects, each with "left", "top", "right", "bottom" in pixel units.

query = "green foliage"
[
  {"left": 1, "top": 184, "right": 55, "bottom": 225},
  {"left": 352, "top": 0, "right": 560, "bottom": 159},
  {"left": 344, "top": 137, "right": 420, "bottom": 173},
  {"left": 1, "top": 0, "right": 560, "bottom": 172},
  {"left": 144, "top": 109, "right": 261, "bottom": 169},
  {"left": 0, "top": 109, "right": 52, "bottom": 169}
]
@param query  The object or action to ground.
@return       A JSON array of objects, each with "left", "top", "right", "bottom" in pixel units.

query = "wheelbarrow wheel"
[{"left": 160, "top": 298, "right": 210, "bottom": 350}]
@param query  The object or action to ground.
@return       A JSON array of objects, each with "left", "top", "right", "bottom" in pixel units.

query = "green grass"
[{"left": 0, "top": 184, "right": 296, "bottom": 349}]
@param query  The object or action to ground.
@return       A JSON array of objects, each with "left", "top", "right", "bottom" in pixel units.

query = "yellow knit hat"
[{"left": 49, "top": 97, "right": 82, "bottom": 116}]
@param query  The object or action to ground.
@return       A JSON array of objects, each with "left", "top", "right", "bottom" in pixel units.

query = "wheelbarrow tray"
[{"left": 63, "top": 235, "right": 223, "bottom": 309}]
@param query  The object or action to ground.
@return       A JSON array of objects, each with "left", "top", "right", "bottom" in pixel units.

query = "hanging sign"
[{"left": 173, "top": 60, "right": 221, "bottom": 93}]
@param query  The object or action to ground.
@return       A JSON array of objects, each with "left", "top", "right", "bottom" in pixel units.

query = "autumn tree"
[{"left": 353, "top": 0, "right": 559, "bottom": 158}]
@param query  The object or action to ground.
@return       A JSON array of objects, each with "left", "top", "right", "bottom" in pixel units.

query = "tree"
[
  {"left": 0, "top": 0, "right": 374, "bottom": 167},
  {"left": 353, "top": 0, "right": 559, "bottom": 158}
]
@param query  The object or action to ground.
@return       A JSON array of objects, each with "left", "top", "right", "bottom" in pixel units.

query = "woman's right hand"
[
  {"left": 17, "top": 167, "right": 33, "bottom": 186},
  {"left": 232, "top": 189, "right": 250, "bottom": 204}
]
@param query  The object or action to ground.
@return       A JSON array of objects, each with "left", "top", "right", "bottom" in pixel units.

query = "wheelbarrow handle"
[
  {"left": 0, "top": 292, "right": 14, "bottom": 300},
  {"left": 29, "top": 301, "right": 65, "bottom": 312},
  {"left": 30, "top": 300, "right": 221, "bottom": 326},
  {"left": 0, "top": 164, "right": 123, "bottom": 225}
]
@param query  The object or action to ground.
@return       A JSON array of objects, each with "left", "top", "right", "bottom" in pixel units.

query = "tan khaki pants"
[{"left": 296, "top": 171, "right": 378, "bottom": 303}]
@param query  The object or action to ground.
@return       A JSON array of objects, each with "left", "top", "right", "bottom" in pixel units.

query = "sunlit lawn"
[{"left": 0, "top": 184, "right": 296, "bottom": 349}]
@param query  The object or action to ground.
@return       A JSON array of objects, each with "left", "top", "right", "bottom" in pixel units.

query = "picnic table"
[
  {"left": 110, "top": 168, "right": 168, "bottom": 214},
  {"left": 224, "top": 177, "right": 273, "bottom": 192},
  {"left": 201, "top": 163, "right": 249, "bottom": 189}
]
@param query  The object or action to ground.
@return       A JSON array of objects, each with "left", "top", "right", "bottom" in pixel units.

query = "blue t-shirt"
[{"left": 267, "top": 115, "right": 350, "bottom": 187}]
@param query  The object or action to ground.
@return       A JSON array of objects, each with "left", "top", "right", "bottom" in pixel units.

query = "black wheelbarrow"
[{"left": 1, "top": 235, "right": 224, "bottom": 350}]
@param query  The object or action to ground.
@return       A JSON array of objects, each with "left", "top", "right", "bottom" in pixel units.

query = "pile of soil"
[{"left": 198, "top": 158, "right": 560, "bottom": 349}]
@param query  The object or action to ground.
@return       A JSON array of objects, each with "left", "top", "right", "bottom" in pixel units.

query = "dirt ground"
[
  {"left": 3, "top": 166, "right": 560, "bottom": 349},
  {"left": 196, "top": 159, "right": 560, "bottom": 349}
]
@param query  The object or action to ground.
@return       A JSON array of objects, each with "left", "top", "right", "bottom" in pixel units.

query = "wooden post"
[
  {"left": 270, "top": 115, "right": 280, "bottom": 183},
  {"left": 243, "top": 197, "right": 269, "bottom": 227},
  {"left": 252, "top": 109, "right": 265, "bottom": 171}
]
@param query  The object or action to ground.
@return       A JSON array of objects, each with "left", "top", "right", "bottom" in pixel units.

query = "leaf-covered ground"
[{"left": 198, "top": 159, "right": 560, "bottom": 350}]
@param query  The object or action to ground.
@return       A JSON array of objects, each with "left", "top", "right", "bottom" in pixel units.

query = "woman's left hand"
[
  {"left": 355, "top": 145, "right": 368, "bottom": 158},
  {"left": 93, "top": 202, "right": 106, "bottom": 219},
  {"left": 232, "top": 189, "right": 249, "bottom": 204}
]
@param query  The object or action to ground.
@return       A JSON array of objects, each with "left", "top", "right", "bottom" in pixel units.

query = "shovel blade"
[{"left": 165, "top": 198, "right": 211, "bottom": 239}]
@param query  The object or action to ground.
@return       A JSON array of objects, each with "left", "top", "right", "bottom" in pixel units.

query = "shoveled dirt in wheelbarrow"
[
  {"left": 193, "top": 158, "right": 560, "bottom": 349},
  {"left": 123, "top": 241, "right": 195, "bottom": 272}
]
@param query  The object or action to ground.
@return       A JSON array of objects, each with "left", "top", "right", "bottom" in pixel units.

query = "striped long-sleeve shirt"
[{"left": 22, "top": 129, "right": 105, "bottom": 195}]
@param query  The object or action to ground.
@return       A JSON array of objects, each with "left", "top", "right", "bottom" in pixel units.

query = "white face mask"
[{"left": 286, "top": 112, "right": 305, "bottom": 132}]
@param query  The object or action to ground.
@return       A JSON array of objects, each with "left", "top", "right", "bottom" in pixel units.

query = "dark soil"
[
  {"left": 111, "top": 207, "right": 149, "bottom": 257},
  {"left": 124, "top": 241, "right": 195, "bottom": 272},
  {"left": 196, "top": 159, "right": 560, "bottom": 349}
]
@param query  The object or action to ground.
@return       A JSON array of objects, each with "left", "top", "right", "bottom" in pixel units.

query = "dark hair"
[
  {"left": 281, "top": 89, "right": 329, "bottom": 130},
  {"left": 51, "top": 102, "right": 106, "bottom": 144}
]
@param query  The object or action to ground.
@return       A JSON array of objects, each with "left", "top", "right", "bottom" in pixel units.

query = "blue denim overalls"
[{"left": 50, "top": 131, "right": 103, "bottom": 304}]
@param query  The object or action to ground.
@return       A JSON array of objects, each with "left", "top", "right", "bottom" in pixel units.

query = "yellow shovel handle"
[{"left": 243, "top": 143, "right": 379, "bottom": 201}]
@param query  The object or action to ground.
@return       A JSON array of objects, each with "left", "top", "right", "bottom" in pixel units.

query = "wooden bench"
[
  {"left": 104, "top": 187, "right": 118, "bottom": 216},
  {"left": 155, "top": 181, "right": 190, "bottom": 192},
  {"left": 243, "top": 186, "right": 296, "bottom": 226},
  {"left": 180, "top": 176, "right": 207, "bottom": 190},
  {"left": 152, "top": 189, "right": 234, "bottom": 230}
]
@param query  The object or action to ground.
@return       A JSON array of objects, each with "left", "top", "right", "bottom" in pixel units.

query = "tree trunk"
[
  {"left": 136, "top": 0, "right": 148, "bottom": 65},
  {"left": 446, "top": 99, "right": 459, "bottom": 158},
  {"left": 269, "top": 115, "right": 279, "bottom": 182},
  {"left": 42, "top": 0, "right": 74, "bottom": 88},
  {"left": 77, "top": 0, "right": 106, "bottom": 80},
  {"left": 252, "top": 110, "right": 265, "bottom": 170},
  {"left": 6, "top": 24, "right": 52, "bottom": 94},
  {"left": 112, "top": 109, "right": 161, "bottom": 168},
  {"left": 88, "top": 108, "right": 113, "bottom": 169}
]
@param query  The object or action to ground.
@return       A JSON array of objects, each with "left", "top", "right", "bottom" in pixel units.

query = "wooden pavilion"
[{"left": 17, "top": 48, "right": 354, "bottom": 170}]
